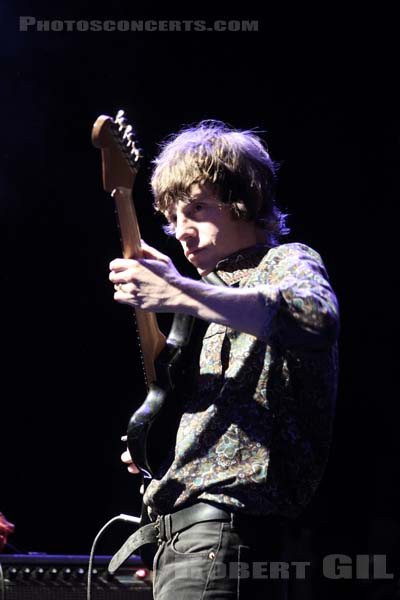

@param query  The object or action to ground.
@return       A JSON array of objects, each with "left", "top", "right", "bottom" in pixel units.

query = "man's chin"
[
  {"left": 196, "top": 266, "right": 212, "bottom": 277},
  {"left": 186, "top": 255, "right": 215, "bottom": 277}
]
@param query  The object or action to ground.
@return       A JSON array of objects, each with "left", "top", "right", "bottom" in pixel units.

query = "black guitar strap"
[{"left": 202, "top": 271, "right": 227, "bottom": 287}]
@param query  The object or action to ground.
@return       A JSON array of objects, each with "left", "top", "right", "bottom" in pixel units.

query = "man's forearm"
[{"left": 170, "top": 276, "right": 279, "bottom": 338}]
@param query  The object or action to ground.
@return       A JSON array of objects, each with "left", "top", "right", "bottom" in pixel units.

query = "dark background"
[{"left": 1, "top": 2, "right": 399, "bottom": 596}]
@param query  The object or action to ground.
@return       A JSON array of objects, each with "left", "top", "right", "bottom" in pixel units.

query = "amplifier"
[{"left": 0, "top": 554, "right": 153, "bottom": 599}]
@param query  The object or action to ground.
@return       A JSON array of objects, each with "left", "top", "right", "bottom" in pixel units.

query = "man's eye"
[
  {"left": 188, "top": 203, "right": 204, "bottom": 218},
  {"left": 166, "top": 213, "right": 177, "bottom": 225}
]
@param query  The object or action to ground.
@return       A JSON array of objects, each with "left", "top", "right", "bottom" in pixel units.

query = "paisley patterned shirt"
[{"left": 144, "top": 243, "right": 339, "bottom": 519}]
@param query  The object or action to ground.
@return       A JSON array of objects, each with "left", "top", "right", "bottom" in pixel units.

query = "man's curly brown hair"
[{"left": 151, "top": 120, "right": 289, "bottom": 244}]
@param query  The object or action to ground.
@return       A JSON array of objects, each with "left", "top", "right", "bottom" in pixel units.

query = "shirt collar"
[{"left": 214, "top": 244, "right": 271, "bottom": 286}]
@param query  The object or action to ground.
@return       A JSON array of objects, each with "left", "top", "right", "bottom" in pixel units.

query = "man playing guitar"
[{"left": 107, "top": 119, "right": 339, "bottom": 599}]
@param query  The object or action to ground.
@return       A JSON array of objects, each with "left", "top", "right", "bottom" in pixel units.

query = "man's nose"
[{"left": 175, "top": 215, "right": 196, "bottom": 242}]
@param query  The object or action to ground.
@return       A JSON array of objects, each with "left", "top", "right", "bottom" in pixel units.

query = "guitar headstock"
[{"left": 91, "top": 110, "right": 143, "bottom": 192}]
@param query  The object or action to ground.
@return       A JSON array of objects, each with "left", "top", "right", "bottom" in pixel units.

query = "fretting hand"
[{"left": 109, "top": 240, "right": 184, "bottom": 312}]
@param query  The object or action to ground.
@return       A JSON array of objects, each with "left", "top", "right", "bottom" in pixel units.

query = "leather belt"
[
  {"left": 154, "top": 501, "right": 231, "bottom": 542},
  {"left": 108, "top": 502, "right": 284, "bottom": 574},
  {"left": 108, "top": 502, "right": 231, "bottom": 574}
]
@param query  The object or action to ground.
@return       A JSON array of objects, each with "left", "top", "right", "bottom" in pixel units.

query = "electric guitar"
[{"left": 92, "top": 110, "right": 196, "bottom": 480}]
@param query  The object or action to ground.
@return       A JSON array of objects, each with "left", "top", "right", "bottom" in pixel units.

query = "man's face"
[{"left": 165, "top": 184, "right": 257, "bottom": 276}]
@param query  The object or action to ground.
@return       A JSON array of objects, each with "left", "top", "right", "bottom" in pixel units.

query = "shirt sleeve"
[{"left": 256, "top": 243, "right": 340, "bottom": 349}]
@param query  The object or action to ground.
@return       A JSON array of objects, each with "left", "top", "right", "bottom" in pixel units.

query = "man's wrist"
[{"left": 167, "top": 275, "right": 203, "bottom": 315}]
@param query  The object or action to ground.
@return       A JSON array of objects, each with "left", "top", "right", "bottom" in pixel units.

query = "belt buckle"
[{"left": 154, "top": 515, "right": 164, "bottom": 545}]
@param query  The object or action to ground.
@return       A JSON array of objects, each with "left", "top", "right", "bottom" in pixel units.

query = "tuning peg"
[
  {"left": 123, "top": 124, "right": 133, "bottom": 139},
  {"left": 130, "top": 146, "right": 142, "bottom": 162},
  {"left": 128, "top": 136, "right": 137, "bottom": 149},
  {"left": 128, "top": 132, "right": 137, "bottom": 144},
  {"left": 115, "top": 110, "right": 128, "bottom": 131}
]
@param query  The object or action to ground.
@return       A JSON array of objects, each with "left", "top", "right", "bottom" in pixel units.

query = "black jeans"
[{"left": 152, "top": 515, "right": 289, "bottom": 600}]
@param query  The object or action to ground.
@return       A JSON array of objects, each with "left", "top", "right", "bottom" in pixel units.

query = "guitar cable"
[
  {"left": 86, "top": 271, "right": 225, "bottom": 600},
  {"left": 86, "top": 513, "right": 140, "bottom": 600},
  {"left": 0, "top": 560, "right": 4, "bottom": 600}
]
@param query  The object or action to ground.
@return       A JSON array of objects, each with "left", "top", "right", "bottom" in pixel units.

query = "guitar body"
[{"left": 127, "top": 313, "right": 209, "bottom": 479}]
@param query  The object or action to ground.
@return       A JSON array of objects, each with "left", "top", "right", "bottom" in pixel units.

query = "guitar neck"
[{"left": 112, "top": 187, "right": 165, "bottom": 386}]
